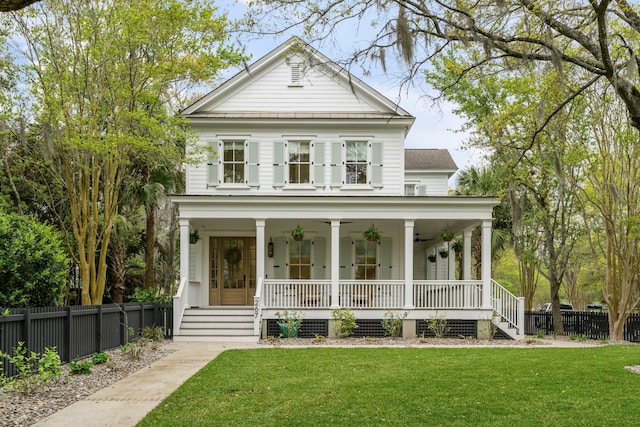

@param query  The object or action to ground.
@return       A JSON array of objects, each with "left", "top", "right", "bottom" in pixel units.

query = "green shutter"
[
  {"left": 246, "top": 141, "right": 260, "bottom": 187},
  {"left": 379, "top": 237, "right": 392, "bottom": 280},
  {"left": 313, "top": 142, "right": 325, "bottom": 187},
  {"left": 339, "top": 237, "right": 352, "bottom": 279},
  {"left": 273, "top": 141, "right": 286, "bottom": 187},
  {"left": 207, "top": 140, "right": 220, "bottom": 187},
  {"left": 371, "top": 142, "right": 383, "bottom": 188},
  {"left": 312, "top": 237, "right": 326, "bottom": 279},
  {"left": 331, "top": 142, "right": 343, "bottom": 187},
  {"left": 272, "top": 237, "right": 287, "bottom": 279}
]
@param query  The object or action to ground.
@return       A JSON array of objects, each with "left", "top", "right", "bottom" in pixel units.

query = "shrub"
[
  {"left": 0, "top": 343, "right": 62, "bottom": 394},
  {"left": 381, "top": 311, "right": 407, "bottom": 338},
  {"left": 426, "top": 312, "right": 449, "bottom": 339},
  {"left": 141, "top": 326, "right": 164, "bottom": 342},
  {"left": 332, "top": 308, "right": 358, "bottom": 338},
  {"left": 69, "top": 360, "right": 92, "bottom": 375},
  {"left": 275, "top": 310, "right": 303, "bottom": 338},
  {"left": 129, "top": 286, "right": 172, "bottom": 303},
  {"left": 121, "top": 342, "right": 142, "bottom": 360},
  {"left": 92, "top": 352, "right": 110, "bottom": 365},
  {"left": 0, "top": 213, "right": 69, "bottom": 307}
]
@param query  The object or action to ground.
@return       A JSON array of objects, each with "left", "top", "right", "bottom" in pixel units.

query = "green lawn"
[{"left": 139, "top": 346, "right": 640, "bottom": 426}]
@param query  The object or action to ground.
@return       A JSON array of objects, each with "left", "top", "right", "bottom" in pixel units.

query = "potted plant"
[
  {"left": 451, "top": 238, "right": 463, "bottom": 254},
  {"left": 362, "top": 224, "right": 382, "bottom": 242},
  {"left": 439, "top": 248, "right": 449, "bottom": 259},
  {"left": 291, "top": 224, "right": 304, "bottom": 241},
  {"left": 189, "top": 228, "right": 200, "bottom": 244},
  {"left": 438, "top": 229, "right": 456, "bottom": 242},
  {"left": 275, "top": 310, "right": 303, "bottom": 338},
  {"left": 428, "top": 253, "right": 437, "bottom": 263}
]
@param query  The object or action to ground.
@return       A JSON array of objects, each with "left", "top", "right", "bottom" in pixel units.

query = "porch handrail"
[
  {"left": 414, "top": 280, "right": 482, "bottom": 309},
  {"left": 491, "top": 279, "right": 524, "bottom": 334},
  {"left": 264, "top": 279, "right": 332, "bottom": 308},
  {"left": 254, "top": 277, "right": 264, "bottom": 335},
  {"left": 173, "top": 277, "right": 189, "bottom": 335},
  {"left": 339, "top": 280, "right": 405, "bottom": 308}
]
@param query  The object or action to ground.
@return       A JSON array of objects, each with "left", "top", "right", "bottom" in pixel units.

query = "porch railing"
[
  {"left": 262, "top": 279, "right": 488, "bottom": 310},
  {"left": 173, "top": 277, "right": 189, "bottom": 335},
  {"left": 339, "top": 280, "right": 405, "bottom": 308},
  {"left": 263, "top": 280, "right": 332, "bottom": 308},
  {"left": 413, "top": 280, "right": 483, "bottom": 309},
  {"left": 491, "top": 279, "right": 525, "bottom": 335}
]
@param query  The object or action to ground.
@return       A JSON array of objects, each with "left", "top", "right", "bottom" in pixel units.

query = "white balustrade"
[{"left": 413, "top": 281, "right": 483, "bottom": 309}]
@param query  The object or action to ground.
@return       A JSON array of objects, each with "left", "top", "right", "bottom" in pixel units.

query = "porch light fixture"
[{"left": 268, "top": 238, "right": 274, "bottom": 257}]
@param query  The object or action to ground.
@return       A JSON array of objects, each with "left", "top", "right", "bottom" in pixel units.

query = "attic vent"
[{"left": 290, "top": 64, "right": 303, "bottom": 86}]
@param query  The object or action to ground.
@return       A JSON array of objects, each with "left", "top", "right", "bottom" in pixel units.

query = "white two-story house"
[{"left": 172, "top": 37, "right": 524, "bottom": 341}]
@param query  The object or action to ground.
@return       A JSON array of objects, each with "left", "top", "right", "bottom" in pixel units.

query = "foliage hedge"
[{"left": 0, "top": 213, "right": 69, "bottom": 307}]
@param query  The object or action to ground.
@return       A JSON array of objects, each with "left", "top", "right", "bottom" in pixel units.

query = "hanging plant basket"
[
  {"left": 291, "top": 224, "right": 305, "bottom": 241},
  {"left": 438, "top": 229, "right": 456, "bottom": 242},
  {"left": 224, "top": 247, "right": 243, "bottom": 265},
  {"left": 189, "top": 229, "right": 200, "bottom": 244},
  {"left": 428, "top": 255, "right": 437, "bottom": 263},
  {"left": 439, "top": 249, "right": 449, "bottom": 259},
  {"left": 362, "top": 224, "right": 382, "bottom": 242},
  {"left": 452, "top": 239, "right": 463, "bottom": 254}
]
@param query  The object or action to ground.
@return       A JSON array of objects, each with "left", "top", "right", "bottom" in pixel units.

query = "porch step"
[
  {"left": 493, "top": 317, "right": 522, "bottom": 340},
  {"left": 175, "top": 307, "right": 259, "bottom": 343}
]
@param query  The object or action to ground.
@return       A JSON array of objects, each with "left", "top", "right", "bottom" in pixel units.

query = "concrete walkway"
[
  {"left": 33, "top": 341, "right": 261, "bottom": 427},
  {"left": 32, "top": 337, "right": 601, "bottom": 427}
]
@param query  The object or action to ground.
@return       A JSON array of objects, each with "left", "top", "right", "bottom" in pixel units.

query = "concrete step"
[
  {"left": 182, "top": 315, "right": 254, "bottom": 322},
  {"left": 173, "top": 335, "right": 259, "bottom": 343},
  {"left": 179, "top": 328, "right": 255, "bottom": 336}
]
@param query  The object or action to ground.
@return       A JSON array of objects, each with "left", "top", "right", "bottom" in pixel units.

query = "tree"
[
  {"left": 574, "top": 84, "right": 640, "bottom": 341},
  {"left": 3, "top": 0, "right": 246, "bottom": 304},
  {"left": 0, "top": 0, "right": 39, "bottom": 12},
  {"left": 430, "top": 56, "right": 584, "bottom": 333},
  {"left": 0, "top": 213, "right": 69, "bottom": 307},
  {"left": 248, "top": 0, "right": 640, "bottom": 133}
]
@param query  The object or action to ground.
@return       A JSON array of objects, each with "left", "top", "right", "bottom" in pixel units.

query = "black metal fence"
[
  {"left": 0, "top": 303, "right": 173, "bottom": 377},
  {"left": 525, "top": 311, "right": 640, "bottom": 342}
]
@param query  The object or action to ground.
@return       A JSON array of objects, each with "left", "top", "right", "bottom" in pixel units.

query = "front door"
[{"left": 209, "top": 237, "right": 256, "bottom": 305}]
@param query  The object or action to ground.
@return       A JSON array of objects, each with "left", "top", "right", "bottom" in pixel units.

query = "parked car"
[{"left": 541, "top": 302, "right": 574, "bottom": 312}]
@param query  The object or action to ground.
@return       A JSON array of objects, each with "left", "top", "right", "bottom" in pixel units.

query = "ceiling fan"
[{"left": 414, "top": 233, "right": 428, "bottom": 242}]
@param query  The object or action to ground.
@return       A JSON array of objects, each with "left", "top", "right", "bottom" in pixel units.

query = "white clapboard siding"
[{"left": 211, "top": 61, "right": 379, "bottom": 113}]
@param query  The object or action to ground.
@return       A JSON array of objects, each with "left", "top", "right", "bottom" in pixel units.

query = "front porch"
[
  {"left": 174, "top": 277, "right": 525, "bottom": 340},
  {"left": 171, "top": 195, "right": 525, "bottom": 340}
]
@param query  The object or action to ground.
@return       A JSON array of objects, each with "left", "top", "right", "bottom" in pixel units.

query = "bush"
[
  {"left": 0, "top": 342, "right": 62, "bottom": 394},
  {"left": 92, "top": 352, "right": 110, "bottom": 365},
  {"left": 141, "top": 326, "right": 164, "bottom": 342},
  {"left": 69, "top": 360, "right": 92, "bottom": 375},
  {"left": 129, "top": 286, "right": 172, "bottom": 303},
  {"left": 332, "top": 308, "right": 358, "bottom": 338},
  {"left": 0, "top": 213, "right": 69, "bottom": 307},
  {"left": 381, "top": 311, "right": 407, "bottom": 338}
]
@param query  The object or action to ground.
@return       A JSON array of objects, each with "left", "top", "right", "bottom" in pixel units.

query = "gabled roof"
[
  {"left": 181, "top": 36, "right": 414, "bottom": 123},
  {"left": 405, "top": 149, "right": 457, "bottom": 171}
]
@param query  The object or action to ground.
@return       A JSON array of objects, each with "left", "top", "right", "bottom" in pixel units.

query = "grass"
[{"left": 139, "top": 346, "right": 640, "bottom": 426}]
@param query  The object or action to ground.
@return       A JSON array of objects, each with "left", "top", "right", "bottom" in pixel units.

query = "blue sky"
[{"left": 218, "top": 1, "right": 484, "bottom": 181}]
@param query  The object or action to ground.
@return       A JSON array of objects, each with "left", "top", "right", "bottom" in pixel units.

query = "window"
[
  {"left": 345, "top": 141, "right": 368, "bottom": 184},
  {"left": 288, "top": 141, "right": 310, "bottom": 184},
  {"left": 289, "top": 239, "right": 312, "bottom": 279},
  {"left": 405, "top": 184, "right": 416, "bottom": 196},
  {"left": 222, "top": 140, "right": 244, "bottom": 183},
  {"left": 354, "top": 240, "right": 377, "bottom": 280}
]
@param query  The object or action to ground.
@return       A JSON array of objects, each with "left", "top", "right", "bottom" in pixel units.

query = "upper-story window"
[
  {"left": 223, "top": 140, "right": 245, "bottom": 183},
  {"left": 207, "top": 139, "right": 259, "bottom": 188},
  {"left": 288, "top": 141, "right": 311, "bottom": 184},
  {"left": 345, "top": 141, "right": 368, "bottom": 185}
]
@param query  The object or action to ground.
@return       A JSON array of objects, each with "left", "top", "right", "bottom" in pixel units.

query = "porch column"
[
  {"left": 448, "top": 245, "right": 455, "bottom": 280},
  {"left": 481, "top": 220, "right": 492, "bottom": 309},
  {"left": 330, "top": 219, "right": 341, "bottom": 308},
  {"left": 179, "top": 218, "right": 190, "bottom": 282},
  {"left": 404, "top": 220, "right": 414, "bottom": 309},
  {"left": 463, "top": 229, "right": 472, "bottom": 280},
  {"left": 255, "top": 219, "right": 266, "bottom": 280}
]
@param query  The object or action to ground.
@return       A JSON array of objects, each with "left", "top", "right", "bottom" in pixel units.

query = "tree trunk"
[{"left": 144, "top": 204, "right": 156, "bottom": 288}]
